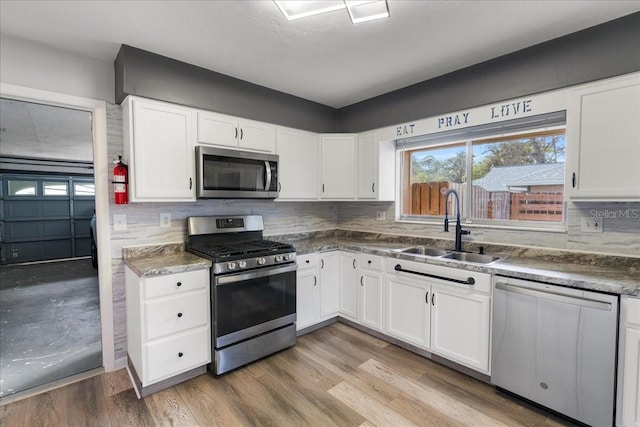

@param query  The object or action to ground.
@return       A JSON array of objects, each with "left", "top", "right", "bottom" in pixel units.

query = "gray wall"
[
  {"left": 115, "top": 45, "right": 338, "bottom": 133},
  {"left": 337, "top": 12, "right": 640, "bottom": 132},
  {"left": 0, "top": 34, "right": 115, "bottom": 103}
]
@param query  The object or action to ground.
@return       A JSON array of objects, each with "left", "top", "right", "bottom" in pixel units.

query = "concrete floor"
[{"left": 0, "top": 259, "right": 102, "bottom": 398}]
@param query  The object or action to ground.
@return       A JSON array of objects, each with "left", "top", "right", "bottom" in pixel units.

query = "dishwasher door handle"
[{"left": 495, "top": 282, "right": 612, "bottom": 311}]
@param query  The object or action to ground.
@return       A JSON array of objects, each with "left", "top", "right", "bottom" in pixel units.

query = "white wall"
[{"left": 0, "top": 33, "right": 114, "bottom": 103}]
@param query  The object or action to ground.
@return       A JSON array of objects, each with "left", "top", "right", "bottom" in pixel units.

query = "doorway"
[{"left": 0, "top": 98, "right": 102, "bottom": 398}]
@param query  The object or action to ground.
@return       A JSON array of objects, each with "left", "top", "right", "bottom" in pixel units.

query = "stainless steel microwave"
[{"left": 196, "top": 146, "right": 279, "bottom": 199}]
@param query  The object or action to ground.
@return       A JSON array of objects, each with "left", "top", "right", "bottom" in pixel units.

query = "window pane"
[
  {"left": 471, "top": 130, "right": 565, "bottom": 222},
  {"left": 402, "top": 143, "right": 466, "bottom": 216},
  {"left": 74, "top": 182, "right": 95, "bottom": 196},
  {"left": 8, "top": 180, "right": 37, "bottom": 196},
  {"left": 43, "top": 181, "right": 68, "bottom": 196}
]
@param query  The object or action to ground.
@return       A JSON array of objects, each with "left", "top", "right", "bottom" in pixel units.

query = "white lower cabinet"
[
  {"left": 339, "top": 251, "right": 358, "bottom": 320},
  {"left": 384, "top": 258, "right": 491, "bottom": 373},
  {"left": 319, "top": 251, "right": 340, "bottom": 318},
  {"left": 619, "top": 296, "right": 640, "bottom": 427},
  {"left": 125, "top": 266, "right": 211, "bottom": 398},
  {"left": 296, "top": 253, "right": 320, "bottom": 331},
  {"left": 357, "top": 254, "right": 384, "bottom": 331}
]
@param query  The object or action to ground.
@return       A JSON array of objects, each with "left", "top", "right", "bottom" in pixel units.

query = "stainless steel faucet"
[{"left": 444, "top": 189, "right": 470, "bottom": 252}]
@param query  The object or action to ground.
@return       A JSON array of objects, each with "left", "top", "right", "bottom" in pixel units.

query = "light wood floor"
[{"left": 0, "top": 322, "right": 577, "bottom": 426}]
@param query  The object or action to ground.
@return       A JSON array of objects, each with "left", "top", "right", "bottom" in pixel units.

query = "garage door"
[{"left": 0, "top": 174, "right": 95, "bottom": 265}]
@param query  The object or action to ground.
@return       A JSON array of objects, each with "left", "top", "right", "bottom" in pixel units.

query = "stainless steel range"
[{"left": 186, "top": 215, "right": 297, "bottom": 375}]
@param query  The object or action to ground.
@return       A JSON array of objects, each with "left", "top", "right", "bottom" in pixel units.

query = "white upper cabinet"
[
  {"left": 123, "top": 97, "right": 196, "bottom": 202},
  {"left": 567, "top": 73, "right": 640, "bottom": 201},
  {"left": 320, "top": 134, "right": 357, "bottom": 199},
  {"left": 276, "top": 127, "right": 320, "bottom": 200},
  {"left": 197, "top": 111, "right": 276, "bottom": 153},
  {"left": 356, "top": 131, "right": 395, "bottom": 201}
]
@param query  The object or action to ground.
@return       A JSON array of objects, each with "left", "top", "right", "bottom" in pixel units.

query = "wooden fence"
[{"left": 408, "top": 181, "right": 563, "bottom": 221}]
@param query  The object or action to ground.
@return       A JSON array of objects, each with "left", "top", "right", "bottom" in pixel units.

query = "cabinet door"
[
  {"left": 359, "top": 269, "right": 383, "bottom": 331},
  {"left": 319, "top": 252, "right": 340, "bottom": 318},
  {"left": 276, "top": 128, "right": 319, "bottom": 199},
  {"left": 296, "top": 267, "right": 319, "bottom": 330},
  {"left": 321, "top": 135, "right": 356, "bottom": 199},
  {"left": 568, "top": 75, "right": 640, "bottom": 200},
  {"left": 623, "top": 328, "right": 640, "bottom": 427},
  {"left": 130, "top": 99, "right": 195, "bottom": 201},
  {"left": 430, "top": 284, "right": 490, "bottom": 372},
  {"left": 239, "top": 119, "right": 276, "bottom": 153},
  {"left": 357, "top": 132, "right": 377, "bottom": 199},
  {"left": 197, "top": 111, "right": 238, "bottom": 148},
  {"left": 339, "top": 252, "right": 358, "bottom": 319},
  {"left": 385, "top": 274, "right": 429, "bottom": 348}
]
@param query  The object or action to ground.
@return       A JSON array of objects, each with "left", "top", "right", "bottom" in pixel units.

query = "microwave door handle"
[{"left": 264, "top": 161, "right": 272, "bottom": 191}]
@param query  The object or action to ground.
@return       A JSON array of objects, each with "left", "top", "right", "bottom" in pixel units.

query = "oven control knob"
[
  {"left": 275, "top": 255, "right": 283, "bottom": 262},
  {"left": 238, "top": 260, "right": 247, "bottom": 269},
  {"left": 283, "top": 254, "right": 291, "bottom": 261},
  {"left": 227, "top": 262, "right": 237, "bottom": 270},
  {"left": 257, "top": 257, "right": 266, "bottom": 265}
]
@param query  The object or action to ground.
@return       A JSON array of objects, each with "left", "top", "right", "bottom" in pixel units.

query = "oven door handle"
[{"left": 216, "top": 263, "right": 297, "bottom": 286}]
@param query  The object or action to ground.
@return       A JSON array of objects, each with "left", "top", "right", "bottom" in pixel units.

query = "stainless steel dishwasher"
[{"left": 491, "top": 275, "right": 619, "bottom": 427}]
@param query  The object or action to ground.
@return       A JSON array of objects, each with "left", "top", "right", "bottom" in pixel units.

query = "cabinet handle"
[
  {"left": 313, "top": 276, "right": 317, "bottom": 286},
  {"left": 235, "top": 127, "right": 238, "bottom": 139},
  {"left": 176, "top": 282, "right": 182, "bottom": 287},
  {"left": 278, "top": 182, "right": 282, "bottom": 192},
  {"left": 360, "top": 276, "right": 364, "bottom": 286},
  {"left": 177, "top": 312, "right": 183, "bottom": 318},
  {"left": 240, "top": 128, "right": 244, "bottom": 140},
  {"left": 178, "top": 352, "right": 184, "bottom": 358},
  {"left": 352, "top": 259, "right": 356, "bottom": 269},
  {"left": 432, "top": 293, "right": 435, "bottom": 306},
  {"left": 425, "top": 292, "right": 428, "bottom": 304},
  {"left": 321, "top": 259, "right": 324, "bottom": 268},
  {"left": 372, "top": 182, "right": 375, "bottom": 193},
  {"left": 394, "top": 264, "right": 475, "bottom": 285},
  {"left": 189, "top": 177, "right": 192, "bottom": 190},
  {"left": 572, "top": 172, "right": 576, "bottom": 188},
  {"left": 322, "top": 184, "right": 325, "bottom": 193}
]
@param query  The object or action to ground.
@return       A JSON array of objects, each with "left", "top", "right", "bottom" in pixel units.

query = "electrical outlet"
[
  {"left": 581, "top": 216, "right": 603, "bottom": 233},
  {"left": 376, "top": 211, "right": 386, "bottom": 221},
  {"left": 113, "top": 214, "right": 127, "bottom": 231},
  {"left": 160, "top": 213, "right": 171, "bottom": 228}
]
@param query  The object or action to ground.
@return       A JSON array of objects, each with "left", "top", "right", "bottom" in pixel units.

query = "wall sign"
[{"left": 490, "top": 99, "right": 532, "bottom": 119}]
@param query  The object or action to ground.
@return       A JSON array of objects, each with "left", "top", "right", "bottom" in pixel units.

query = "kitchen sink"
[
  {"left": 394, "top": 246, "right": 451, "bottom": 257},
  {"left": 440, "top": 252, "right": 501, "bottom": 264}
]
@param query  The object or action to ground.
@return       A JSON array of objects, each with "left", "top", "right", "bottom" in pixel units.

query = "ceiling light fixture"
[{"left": 274, "top": 0, "right": 389, "bottom": 24}]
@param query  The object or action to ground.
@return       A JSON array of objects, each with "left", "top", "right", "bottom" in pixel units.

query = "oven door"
[{"left": 213, "top": 263, "right": 296, "bottom": 348}]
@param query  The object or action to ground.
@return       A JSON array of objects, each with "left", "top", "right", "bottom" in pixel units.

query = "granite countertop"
[
  {"left": 123, "top": 242, "right": 211, "bottom": 278},
  {"left": 272, "top": 231, "right": 640, "bottom": 297}
]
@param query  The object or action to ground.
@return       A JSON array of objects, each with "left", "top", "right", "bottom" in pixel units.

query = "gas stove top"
[{"left": 186, "top": 215, "right": 296, "bottom": 275}]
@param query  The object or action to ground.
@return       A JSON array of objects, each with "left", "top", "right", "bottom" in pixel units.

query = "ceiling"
[{"left": 1, "top": 1, "right": 639, "bottom": 108}]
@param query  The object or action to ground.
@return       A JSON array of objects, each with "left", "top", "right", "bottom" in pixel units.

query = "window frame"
[{"left": 396, "top": 125, "right": 567, "bottom": 232}]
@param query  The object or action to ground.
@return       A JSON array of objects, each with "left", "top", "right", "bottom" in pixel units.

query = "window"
[
  {"left": 7, "top": 180, "right": 37, "bottom": 196},
  {"left": 398, "top": 113, "right": 566, "bottom": 228},
  {"left": 74, "top": 182, "right": 95, "bottom": 196},
  {"left": 43, "top": 181, "right": 68, "bottom": 196}
]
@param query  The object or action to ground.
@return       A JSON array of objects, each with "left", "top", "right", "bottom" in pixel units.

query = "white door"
[
  {"left": 357, "top": 132, "right": 377, "bottom": 199},
  {"left": 339, "top": 252, "right": 358, "bottom": 319},
  {"left": 430, "top": 283, "right": 490, "bottom": 372},
  {"left": 238, "top": 119, "right": 276, "bottom": 153},
  {"left": 360, "top": 269, "right": 383, "bottom": 331},
  {"left": 385, "top": 275, "right": 429, "bottom": 348},
  {"left": 319, "top": 252, "right": 340, "bottom": 318},
  {"left": 296, "top": 268, "right": 319, "bottom": 330},
  {"left": 320, "top": 135, "right": 356, "bottom": 199},
  {"left": 276, "top": 128, "right": 319, "bottom": 199},
  {"left": 197, "top": 111, "right": 238, "bottom": 148},
  {"left": 131, "top": 99, "right": 195, "bottom": 201}
]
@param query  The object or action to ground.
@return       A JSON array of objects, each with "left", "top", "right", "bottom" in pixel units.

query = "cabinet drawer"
[
  {"left": 145, "top": 326, "right": 210, "bottom": 385},
  {"left": 625, "top": 296, "right": 640, "bottom": 326},
  {"left": 297, "top": 253, "right": 319, "bottom": 269},
  {"left": 143, "top": 269, "right": 208, "bottom": 299},
  {"left": 358, "top": 253, "right": 383, "bottom": 271},
  {"left": 145, "top": 289, "right": 209, "bottom": 340}
]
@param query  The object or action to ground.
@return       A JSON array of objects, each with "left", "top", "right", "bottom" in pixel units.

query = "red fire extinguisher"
[{"left": 113, "top": 156, "right": 128, "bottom": 205}]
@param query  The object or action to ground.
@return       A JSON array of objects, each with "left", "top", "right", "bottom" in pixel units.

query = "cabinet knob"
[
  {"left": 176, "top": 282, "right": 182, "bottom": 287},
  {"left": 305, "top": 259, "right": 310, "bottom": 264},
  {"left": 178, "top": 352, "right": 184, "bottom": 358},
  {"left": 177, "top": 312, "right": 183, "bottom": 318},
  {"left": 368, "top": 260, "right": 372, "bottom": 264}
]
